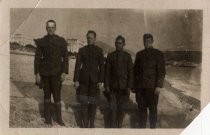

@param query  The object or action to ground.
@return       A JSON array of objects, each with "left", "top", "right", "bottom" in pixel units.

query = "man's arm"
[
  {"left": 34, "top": 39, "right": 42, "bottom": 75},
  {"left": 73, "top": 48, "right": 82, "bottom": 82},
  {"left": 60, "top": 39, "right": 69, "bottom": 82},
  {"left": 62, "top": 39, "right": 69, "bottom": 74},
  {"left": 98, "top": 49, "right": 105, "bottom": 83},
  {"left": 34, "top": 39, "right": 42, "bottom": 85},
  {"left": 133, "top": 52, "right": 141, "bottom": 91},
  {"left": 104, "top": 54, "right": 111, "bottom": 91},
  {"left": 156, "top": 52, "right": 166, "bottom": 88},
  {"left": 127, "top": 54, "right": 134, "bottom": 89}
]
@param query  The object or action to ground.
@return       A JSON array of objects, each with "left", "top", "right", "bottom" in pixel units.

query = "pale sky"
[{"left": 10, "top": 9, "right": 202, "bottom": 52}]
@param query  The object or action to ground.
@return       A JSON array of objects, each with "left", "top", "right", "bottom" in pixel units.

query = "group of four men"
[{"left": 34, "top": 20, "right": 166, "bottom": 128}]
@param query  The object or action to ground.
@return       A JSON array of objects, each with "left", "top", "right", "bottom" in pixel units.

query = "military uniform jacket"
[
  {"left": 105, "top": 50, "right": 133, "bottom": 90},
  {"left": 34, "top": 35, "right": 69, "bottom": 76},
  {"left": 134, "top": 48, "right": 166, "bottom": 89},
  {"left": 73, "top": 45, "right": 104, "bottom": 83}
]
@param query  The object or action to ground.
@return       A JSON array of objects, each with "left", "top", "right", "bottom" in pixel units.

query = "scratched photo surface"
[{"left": 10, "top": 8, "right": 202, "bottom": 128}]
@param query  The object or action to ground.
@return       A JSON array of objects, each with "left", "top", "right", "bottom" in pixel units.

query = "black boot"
[
  {"left": 81, "top": 104, "right": 89, "bottom": 128},
  {"left": 55, "top": 103, "right": 65, "bottom": 126},
  {"left": 89, "top": 104, "right": 96, "bottom": 128},
  {"left": 138, "top": 108, "right": 147, "bottom": 128},
  {"left": 44, "top": 102, "right": 52, "bottom": 125},
  {"left": 117, "top": 111, "right": 125, "bottom": 128},
  {"left": 149, "top": 107, "right": 157, "bottom": 129},
  {"left": 111, "top": 110, "right": 117, "bottom": 128}
]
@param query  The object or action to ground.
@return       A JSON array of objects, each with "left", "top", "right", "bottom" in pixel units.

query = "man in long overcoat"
[
  {"left": 34, "top": 20, "right": 69, "bottom": 126},
  {"left": 73, "top": 30, "right": 104, "bottom": 128},
  {"left": 104, "top": 35, "right": 133, "bottom": 128},
  {"left": 133, "top": 33, "right": 165, "bottom": 128}
]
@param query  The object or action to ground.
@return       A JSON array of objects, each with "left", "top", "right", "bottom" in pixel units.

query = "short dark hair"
[
  {"left": 115, "top": 35, "right": 125, "bottom": 44},
  {"left": 143, "top": 33, "right": 153, "bottom": 41},
  {"left": 86, "top": 30, "right": 96, "bottom": 38},
  {"left": 46, "top": 20, "right": 56, "bottom": 27}
]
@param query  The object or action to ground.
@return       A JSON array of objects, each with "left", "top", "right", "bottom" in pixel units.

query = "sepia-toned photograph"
[{"left": 9, "top": 8, "right": 202, "bottom": 128}]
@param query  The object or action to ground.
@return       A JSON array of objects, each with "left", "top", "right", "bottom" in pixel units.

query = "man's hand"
[
  {"left": 74, "top": 81, "right": 79, "bottom": 89},
  {"left": 155, "top": 87, "right": 162, "bottom": 95},
  {"left": 60, "top": 73, "right": 66, "bottom": 82},
  {"left": 97, "top": 83, "right": 103, "bottom": 90},
  {"left": 36, "top": 73, "right": 41, "bottom": 85}
]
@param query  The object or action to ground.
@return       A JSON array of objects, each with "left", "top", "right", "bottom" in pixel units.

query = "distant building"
[
  {"left": 10, "top": 34, "right": 35, "bottom": 47},
  {"left": 66, "top": 38, "right": 85, "bottom": 53},
  {"left": 10, "top": 34, "right": 85, "bottom": 53},
  {"left": 10, "top": 34, "right": 22, "bottom": 44}
]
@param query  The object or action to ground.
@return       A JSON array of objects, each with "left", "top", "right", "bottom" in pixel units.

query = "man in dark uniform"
[
  {"left": 104, "top": 35, "right": 133, "bottom": 128},
  {"left": 133, "top": 33, "right": 165, "bottom": 128},
  {"left": 73, "top": 30, "right": 104, "bottom": 128},
  {"left": 34, "top": 20, "right": 69, "bottom": 126}
]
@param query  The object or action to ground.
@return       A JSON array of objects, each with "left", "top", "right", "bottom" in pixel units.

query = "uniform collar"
[
  {"left": 88, "top": 44, "right": 95, "bottom": 46},
  {"left": 116, "top": 49, "right": 124, "bottom": 52},
  {"left": 145, "top": 47, "right": 154, "bottom": 51},
  {"left": 46, "top": 34, "right": 57, "bottom": 38}
]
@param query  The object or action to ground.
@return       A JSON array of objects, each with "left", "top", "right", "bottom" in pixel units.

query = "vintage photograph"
[{"left": 9, "top": 8, "right": 202, "bottom": 128}]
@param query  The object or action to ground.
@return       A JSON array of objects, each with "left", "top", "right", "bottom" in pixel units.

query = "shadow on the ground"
[
  {"left": 98, "top": 96, "right": 139, "bottom": 128},
  {"left": 158, "top": 113, "right": 190, "bottom": 128},
  {"left": 12, "top": 80, "right": 86, "bottom": 127},
  {"left": 11, "top": 80, "right": 193, "bottom": 128},
  {"left": 11, "top": 81, "right": 73, "bottom": 121}
]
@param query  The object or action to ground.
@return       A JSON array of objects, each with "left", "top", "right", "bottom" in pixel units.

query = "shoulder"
[
  {"left": 54, "top": 35, "right": 66, "bottom": 43},
  {"left": 123, "top": 51, "right": 132, "bottom": 58},
  {"left": 107, "top": 51, "right": 114, "bottom": 56},
  {"left": 94, "top": 45, "right": 103, "bottom": 52},
  {"left": 107, "top": 51, "right": 116, "bottom": 58},
  {"left": 35, "top": 35, "right": 47, "bottom": 41},
  {"left": 136, "top": 50, "right": 144, "bottom": 56},
  {"left": 78, "top": 46, "right": 86, "bottom": 52},
  {"left": 153, "top": 48, "right": 164, "bottom": 55},
  {"left": 34, "top": 36, "right": 47, "bottom": 46}
]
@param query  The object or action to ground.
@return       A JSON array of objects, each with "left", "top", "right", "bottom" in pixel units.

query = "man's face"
[
  {"left": 46, "top": 22, "right": 56, "bottom": 35},
  {"left": 115, "top": 39, "right": 125, "bottom": 51},
  {"left": 144, "top": 37, "right": 153, "bottom": 49},
  {"left": 87, "top": 33, "right": 96, "bottom": 45}
]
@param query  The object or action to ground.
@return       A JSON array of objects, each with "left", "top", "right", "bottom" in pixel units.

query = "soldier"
[
  {"left": 34, "top": 20, "right": 69, "bottom": 126},
  {"left": 133, "top": 33, "right": 166, "bottom": 128},
  {"left": 104, "top": 35, "right": 133, "bottom": 128},
  {"left": 73, "top": 30, "right": 104, "bottom": 128}
]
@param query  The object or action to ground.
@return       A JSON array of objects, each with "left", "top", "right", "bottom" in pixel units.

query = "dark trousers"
[
  {"left": 80, "top": 104, "right": 96, "bottom": 128},
  {"left": 42, "top": 75, "right": 62, "bottom": 103},
  {"left": 41, "top": 75, "right": 63, "bottom": 124},
  {"left": 136, "top": 88, "right": 159, "bottom": 128},
  {"left": 109, "top": 89, "right": 129, "bottom": 128},
  {"left": 77, "top": 82, "right": 98, "bottom": 128}
]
